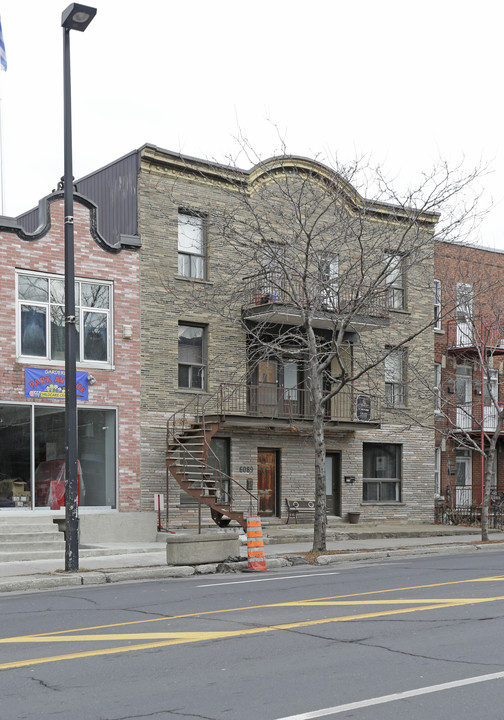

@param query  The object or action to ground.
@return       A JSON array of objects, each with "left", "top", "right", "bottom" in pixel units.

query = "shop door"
[
  {"left": 257, "top": 449, "right": 277, "bottom": 516},
  {"left": 325, "top": 452, "right": 341, "bottom": 516}
]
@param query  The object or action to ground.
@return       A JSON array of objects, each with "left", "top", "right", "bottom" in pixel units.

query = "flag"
[{"left": 0, "top": 17, "right": 6, "bottom": 72}]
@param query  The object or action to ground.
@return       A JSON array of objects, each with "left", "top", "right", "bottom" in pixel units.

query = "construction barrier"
[{"left": 246, "top": 516, "right": 267, "bottom": 571}]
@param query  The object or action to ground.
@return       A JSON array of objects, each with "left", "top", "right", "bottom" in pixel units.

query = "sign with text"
[
  {"left": 24, "top": 367, "right": 89, "bottom": 401},
  {"left": 355, "top": 394, "right": 371, "bottom": 421}
]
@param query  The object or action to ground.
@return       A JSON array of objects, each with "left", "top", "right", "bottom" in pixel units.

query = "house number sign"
[{"left": 239, "top": 465, "right": 255, "bottom": 474}]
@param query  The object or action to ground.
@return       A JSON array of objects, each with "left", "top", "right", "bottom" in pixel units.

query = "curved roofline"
[
  {"left": 0, "top": 191, "right": 140, "bottom": 252},
  {"left": 140, "top": 144, "right": 439, "bottom": 225},
  {"left": 247, "top": 154, "right": 439, "bottom": 223}
]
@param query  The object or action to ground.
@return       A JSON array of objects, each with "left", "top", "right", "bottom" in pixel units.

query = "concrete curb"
[{"left": 0, "top": 542, "right": 502, "bottom": 594}]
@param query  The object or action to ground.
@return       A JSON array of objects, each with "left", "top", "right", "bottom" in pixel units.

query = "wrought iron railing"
[
  {"left": 242, "top": 272, "right": 389, "bottom": 318},
  {"left": 218, "top": 383, "right": 381, "bottom": 423}
]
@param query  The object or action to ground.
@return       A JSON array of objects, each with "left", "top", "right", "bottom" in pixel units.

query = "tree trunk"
[
  {"left": 481, "top": 445, "right": 497, "bottom": 542},
  {"left": 312, "top": 404, "right": 327, "bottom": 552}
]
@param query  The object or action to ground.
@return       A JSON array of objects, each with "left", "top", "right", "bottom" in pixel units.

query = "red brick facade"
[
  {"left": 434, "top": 241, "right": 504, "bottom": 506},
  {"left": 0, "top": 195, "right": 141, "bottom": 512}
]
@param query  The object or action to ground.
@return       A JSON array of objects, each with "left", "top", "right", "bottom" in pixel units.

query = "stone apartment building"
[
  {"left": 0, "top": 145, "right": 440, "bottom": 540},
  {"left": 434, "top": 240, "right": 504, "bottom": 512},
  {"left": 78, "top": 145, "right": 438, "bottom": 529}
]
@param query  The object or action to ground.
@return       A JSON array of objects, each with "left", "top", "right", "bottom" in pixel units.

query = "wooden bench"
[{"left": 285, "top": 498, "right": 315, "bottom": 524}]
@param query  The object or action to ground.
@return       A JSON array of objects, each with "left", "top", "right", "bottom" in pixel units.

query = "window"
[
  {"left": 385, "top": 253, "right": 405, "bottom": 309},
  {"left": 363, "top": 443, "right": 401, "bottom": 502},
  {"left": 456, "top": 282, "right": 473, "bottom": 346},
  {"left": 434, "top": 446, "right": 441, "bottom": 495},
  {"left": 318, "top": 252, "right": 338, "bottom": 305},
  {"left": 434, "top": 279, "right": 441, "bottom": 329},
  {"left": 0, "top": 403, "right": 116, "bottom": 509},
  {"left": 385, "top": 348, "right": 406, "bottom": 406},
  {"left": 178, "top": 324, "right": 206, "bottom": 389},
  {"left": 17, "top": 272, "right": 111, "bottom": 364},
  {"left": 178, "top": 212, "right": 205, "bottom": 279},
  {"left": 434, "top": 363, "right": 442, "bottom": 413}
]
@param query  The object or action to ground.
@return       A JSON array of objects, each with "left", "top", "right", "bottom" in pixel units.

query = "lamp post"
[{"left": 62, "top": 3, "right": 96, "bottom": 572}]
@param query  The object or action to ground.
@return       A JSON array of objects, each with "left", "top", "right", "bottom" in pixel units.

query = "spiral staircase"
[{"left": 166, "top": 391, "right": 252, "bottom": 530}]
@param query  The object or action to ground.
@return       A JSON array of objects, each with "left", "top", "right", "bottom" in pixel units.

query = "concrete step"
[
  {"left": 0, "top": 549, "right": 66, "bottom": 562},
  {"left": 0, "top": 531, "right": 63, "bottom": 543}
]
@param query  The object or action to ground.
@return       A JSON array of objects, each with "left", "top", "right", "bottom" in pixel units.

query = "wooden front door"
[{"left": 257, "top": 449, "right": 277, "bottom": 516}]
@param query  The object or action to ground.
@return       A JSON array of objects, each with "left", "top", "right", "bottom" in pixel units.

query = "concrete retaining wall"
[{"left": 166, "top": 533, "right": 240, "bottom": 565}]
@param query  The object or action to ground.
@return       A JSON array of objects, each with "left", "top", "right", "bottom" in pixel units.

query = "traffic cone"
[{"left": 246, "top": 516, "right": 267, "bottom": 571}]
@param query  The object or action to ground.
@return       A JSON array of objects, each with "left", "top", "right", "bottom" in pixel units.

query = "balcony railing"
[
  {"left": 455, "top": 401, "right": 503, "bottom": 432},
  {"left": 242, "top": 272, "right": 389, "bottom": 318},
  {"left": 218, "top": 383, "right": 381, "bottom": 423},
  {"left": 447, "top": 317, "right": 504, "bottom": 351}
]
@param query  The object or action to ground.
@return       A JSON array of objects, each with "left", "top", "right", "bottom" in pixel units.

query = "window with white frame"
[
  {"left": 385, "top": 348, "right": 406, "bottom": 406},
  {"left": 363, "top": 443, "right": 401, "bottom": 502},
  {"left": 178, "top": 324, "right": 206, "bottom": 389},
  {"left": 178, "top": 212, "right": 205, "bottom": 279},
  {"left": 456, "top": 282, "right": 474, "bottom": 346},
  {"left": 385, "top": 253, "right": 405, "bottom": 309},
  {"left": 434, "top": 363, "right": 442, "bottom": 413},
  {"left": 434, "top": 279, "right": 441, "bottom": 329},
  {"left": 17, "top": 272, "right": 112, "bottom": 364}
]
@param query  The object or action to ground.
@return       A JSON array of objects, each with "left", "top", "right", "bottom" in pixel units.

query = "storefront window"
[
  {"left": 0, "top": 406, "right": 31, "bottom": 507},
  {"left": 0, "top": 403, "right": 116, "bottom": 510}
]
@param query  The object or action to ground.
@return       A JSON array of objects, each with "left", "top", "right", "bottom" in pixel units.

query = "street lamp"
[{"left": 62, "top": 3, "right": 96, "bottom": 572}]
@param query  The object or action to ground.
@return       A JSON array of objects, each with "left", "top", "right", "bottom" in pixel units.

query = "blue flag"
[{"left": 0, "top": 18, "right": 7, "bottom": 72}]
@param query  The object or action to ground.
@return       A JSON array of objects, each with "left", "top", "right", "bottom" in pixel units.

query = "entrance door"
[
  {"left": 257, "top": 449, "right": 277, "bottom": 516},
  {"left": 456, "top": 365, "right": 472, "bottom": 430},
  {"left": 325, "top": 452, "right": 341, "bottom": 516},
  {"left": 456, "top": 453, "right": 472, "bottom": 507}
]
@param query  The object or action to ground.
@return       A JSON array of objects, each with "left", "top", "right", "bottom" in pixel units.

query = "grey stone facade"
[{"left": 132, "top": 147, "right": 437, "bottom": 526}]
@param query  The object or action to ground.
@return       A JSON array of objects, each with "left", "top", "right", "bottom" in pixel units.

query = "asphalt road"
[{"left": 2, "top": 549, "right": 504, "bottom": 719}]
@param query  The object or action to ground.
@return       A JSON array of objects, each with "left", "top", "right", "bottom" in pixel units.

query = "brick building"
[
  {"left": 0, "top": 191, "right": 146, "bottom": 542},
  {"left": 434, "top": 240, "right": 504, "bottom": 513}
]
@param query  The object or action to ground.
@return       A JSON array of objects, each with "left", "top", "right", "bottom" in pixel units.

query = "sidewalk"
[{"left": 1, "top": 523, "right": 503, "bottom": 593}]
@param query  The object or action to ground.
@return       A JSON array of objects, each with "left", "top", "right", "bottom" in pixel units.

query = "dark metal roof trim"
[{"left": 0, "top": 191, "right": 141, "bottom": 253}]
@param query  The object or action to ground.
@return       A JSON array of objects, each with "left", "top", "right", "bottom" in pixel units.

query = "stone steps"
[{"left": 0, "top": 516, "right": 65, "bottom": 562}]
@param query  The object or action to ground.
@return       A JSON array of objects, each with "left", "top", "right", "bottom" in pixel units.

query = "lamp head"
[{"left": 62, "top": 3, "right": 97, "bottom": 31}]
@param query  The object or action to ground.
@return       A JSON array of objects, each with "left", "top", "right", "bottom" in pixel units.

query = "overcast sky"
[{"left": 0, "top": 0, "right": 502, "bottom": 247}]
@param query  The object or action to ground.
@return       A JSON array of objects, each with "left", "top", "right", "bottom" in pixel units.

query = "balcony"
[
  {"left": 215, "top": 383, "right": 381, "bottom": 425},
  {"left": 454, "top": 402, "right": 503, "bottom": 433},
  {"left": 447, "top": 317, "right": 504, "bottom": 353},
  {"left": 241, "top": 273, "right": 389, "bottom": 331}
]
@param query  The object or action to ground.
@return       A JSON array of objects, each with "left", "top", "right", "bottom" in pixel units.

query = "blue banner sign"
[{"left": 25, "top": 368, "right": 89, "bottom": 401}]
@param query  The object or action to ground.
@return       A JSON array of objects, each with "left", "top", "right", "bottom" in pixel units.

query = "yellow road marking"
[
  {"left": 13, "top": 573, "right": 504, "bottom": 640},
  {"left": 0, "top": 598, "right": 497, "bottom": 670},
  {"left": 288, "top": 596, "right": 504, "bottom": 606},
  {"left": 2, "top": 574, "right": 504, "bottom": 671}
]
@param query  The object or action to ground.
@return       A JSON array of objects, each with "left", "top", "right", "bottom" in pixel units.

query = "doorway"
[
  {"left": 257, "top": 449, "right": 278, "bottom": 516},
  {"left": 325, "top": 452, "right": 341, "bottom": 516},
  {"left": 455, "top": 450, "right": 472, "bottom": 507}
]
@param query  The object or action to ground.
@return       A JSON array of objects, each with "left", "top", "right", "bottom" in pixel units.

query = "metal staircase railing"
[{"left": 166, "top": 385, "right": 257, "bottom": 530}]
